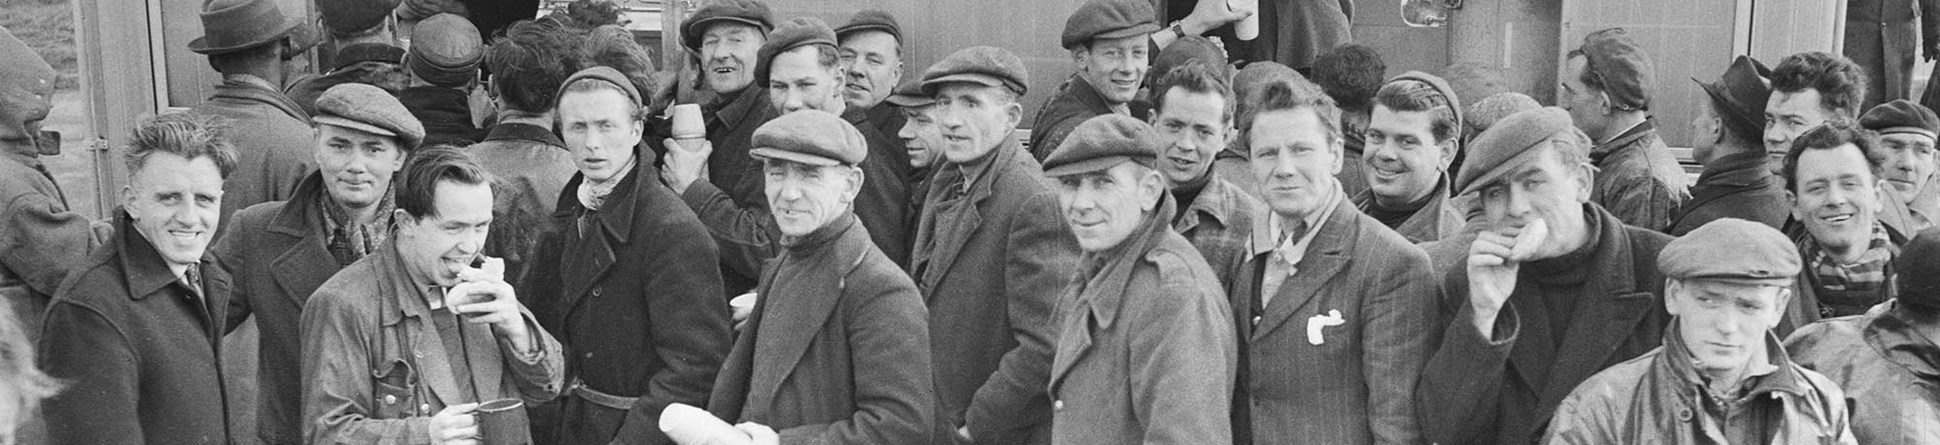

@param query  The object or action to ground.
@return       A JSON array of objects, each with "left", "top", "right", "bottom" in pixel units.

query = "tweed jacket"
[
  {"left": 1589, "top": 120, "right": 1691, "bottom": 232},
  {"left": 1786, "top": 301, "right": 1940, "bottom": 445},
  {"left": 1173, "top": 176, "right": 1263, "bottom": 289},
  {"left": 1027, "top": 75, "right": 1114, "bottom": 162},
  {"left": 189, "top": 76, "right": 315, "bottom": 226}
]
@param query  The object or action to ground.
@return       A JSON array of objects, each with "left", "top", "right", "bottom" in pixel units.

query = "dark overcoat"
[
  {"left": 1847, "top": 0, "right": 1940, "bottom": 109},
  {"left": 1666, "top": 150, "right": 1788, "bottom": 236},
  {"left": 1027, "top": 75, "right": 1112, "bottom": 162},
  {"left": 188, "top": 77, "right": 315, "bottom": 226}
]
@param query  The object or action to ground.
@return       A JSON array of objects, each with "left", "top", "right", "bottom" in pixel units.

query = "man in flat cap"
[
  {"left": 1777, "top": 120, "right": 1906, "bottom": 334},
  {"left": 1354, "top": 71, "right": 1466, "bottom": 243},
  {"left": 1787, "top": 225, "right": 1940, "bottom": 444},
  {"left": 40, "top": 114, "right": 241, "bottom": 445},
  {"left": 1671, "top": 55, "right": 1788, "bottom": 236},
  {"left": 1035, "top": 113, "right": 1235, "bottom": 444},
  {"left": 300, "top": 146, "right": 564, "bottom": 444},
  {"left": 468, "top": 22, "right": 579, "bottom": 284},
  {"left": 674, "top": 0, "right": 777, "bottom": 295},
  {"left": 1560, "top": 28, "right": 1690, "bottom": 232},
  {"left": 1146, "top": 60, "right": 1261, "bottom": 288},
  {"left": 836, "top": 9, "right": 908, "bottom": 137},
  {"left": 911, "top": 46, "right": 1078, "bottom": 445},
  {"left": 186, "top": 0, "right": 322, "bottom": 227},
  {"left": 400, "top": 13, "right": 486, "bottom": 147},
  {"left": 888, "top": 79, "right": 943, "bottom": 244},
  {"left": 212, "top": 83, "right": 423, "bottom": 445},
  {"left": 1226, "top": 79, "right": 1434, "bottom": 445},
  {"left": 1544, "top": 218, "right": 1855, "bottom": 444},
  {"left": 704, "top": 110, "right": 933, "bottom": 444},
  {"left": 1860, "top": 99, "right": 1940, "bottom": 234},
  {"left": 1766, "top": 52, "right": 1867, "bottom": 169},
  {"left": 1029, "top": 0, "right": 1161, "bottom": 161},
  {"left": 0, "top": 26, "right": 96, "bottom": 337},
  {"left": 1416, "top": 107, "right": 1675, "bottom": 445},
  {"left": 518, "top": 67, "right": 732, "bottom": 445}
]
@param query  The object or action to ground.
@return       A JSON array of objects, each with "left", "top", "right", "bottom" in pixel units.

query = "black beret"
[
  {"left": 314, "top": 83, "right": 426, "bottom": 149},
  {"left": 1060, "top": 0, "right": 1160, "bottom": 50},
  {"left": 754, "top": 17, "right": 838, "bottom": 83},
  {"left": 1658, "top": 218, "right": 1799, "bottom": 285},
  {"left": 1043, "top": 114, "right": 1160, "bottom": 177},
  {"left": 1577, "top": 28, "right": 1654, "bottom": 111},
  {"left": 835, "top": 9, "right": 901, "bottom": 42},
  {"left": 1860, "top": 99, "right": 1940, "bottom": 141},
  {"left": 679, "top": 0, "right": 775, "bottom": 53},
  {"left": 1898, "top": 227, "right": 1940, "bottom": 312},
  {"left": 1454, "top": 107, "right": 1579, "bottom": 196},
  {"left": 751, "top": 109, "right": 868, "bottom": 166},
  {"left": 921, "top": 46, "right": 1030, "bottom": 96}
]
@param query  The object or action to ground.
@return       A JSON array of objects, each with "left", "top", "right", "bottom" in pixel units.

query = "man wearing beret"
[
  {"left": 1787, "top": 226, "right": 1940, "bottom": 444},
  {"left": 40, "top": 114, "right": 241, "bottom": 445},
  {"left": 704, "top": 110, "right": 934, "bottom": 444},
  {"left": 399, "top": 13, "right": 486, "bottom": 147},
  {"left": 1416, "top": 107, "right": 1676, "bottom": 445},
  {"left": 676, "top": 0, "right": 777, "bottom": 295},
  {"left": 911, "top": 46, "right": 1078, "bottom": 445},
  {"left": 1544, "top": 218, "right": 1856, "bottom": 444},
  {"left": 186, "top": 0, "right": 323, "bottom": 227},
  {"left": 468, "top": 22, "right": 578, "bottom": 285},
  {"left": 836, "top": 9, "right": 908, "bottom": 137},
  {"left": 1354, "top": 71, "right": 1466, "bottom": 244},
  {"left": 0, "top": 26, "right": 98, "bottom": 337},
  {"left": 1670, "top": 55, "right": 1789, "bottom": 236},
  {"left": 212, "top": 83, "right": 424, "bottom": 445},
  {"left": 1147, "top": 61, "right": 1261, "bottom": 288},
  {"left": 1859, "top": 99, "right": 1940, "bottom": 233},
  {"left": 1225, "top": 80, "right": 1434, "bottom": 445},
  {"left": 1765, "top": 52, "right": 1867, "bottom": 169},
  {"left": 1560, "top": 28, "right": 1690, "bottom": 232},
  {"left": 888, "top": 79, "right": 943, "bottom": 244},
  {"left": 518, "top": 67, "right": 732, "bottom": 445},
  {"left": 1036, "top": 114, "right": 1235, "bottom": 444},
  {"left": 1776, "top": 121, "right": 1907, "bottom": 334}
]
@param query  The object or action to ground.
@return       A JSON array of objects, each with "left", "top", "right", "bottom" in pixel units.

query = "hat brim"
[
  {"left": 684, "top": 16, "right": 771, "bottom": 51},
  {"left": 1068, "top": 23, "right": 1163, "bottom": 49},
  {"left": 923, "top": 73, "right": 1025, "bottom": 95},
  {"left": 835, "top": 24, "right": 899, "bottom": 40},
  {"left": 884, "top": 95, "right": 934, "bottom": 108},
  {"left": 750, "top": 147, "right": 842, "bottom": 167},
  {"left": 1457, "top": 142, "right": 1550, "bottom": 197},
  {"left": 1673, "top": 275, "right": 1795, "bottom": 287},
  {"left": 188, "top": 20, "right": 315, "bottom": 55},
  {"left": 1693, "top": 78, "right": 1762, "bottom": 133},
  {"left": 315, "top": 115, "right": 400, "bottom": 139},
  {"left": 1044, "top": 156, "right": 1136, "bottom": 178}
]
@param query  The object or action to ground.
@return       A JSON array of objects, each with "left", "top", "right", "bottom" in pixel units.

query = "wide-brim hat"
[
  {"left": 1693, "top": 55, "right": 1772, "bottom": 136},
  {"left": 188, "top": 0, "right": 319, "bottom": 55}
]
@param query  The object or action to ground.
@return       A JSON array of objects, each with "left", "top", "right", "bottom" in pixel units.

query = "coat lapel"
[
  {"left": 1252, "top": 200, "right": 1356, "bottom": 340},
  {"left": 920, "top": 142, "right": 1018, "bottom": 293},
  {"left": 1536, "top": 212, "right": 1655, "bottom": 406},
  {"left": 745, "top": 236, "right": 854, "bottom": 412},
  {"left": 376, "top": 246, "right": 468, "bottom": 406},
  {"left": 267, "top": 173, "right": 340, "bottom": 307},
  {"left": 556, "top": 170, "right": 644, "bottom": 316}
]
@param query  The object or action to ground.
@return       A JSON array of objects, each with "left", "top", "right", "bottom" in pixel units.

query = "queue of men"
[{"left": 4, "top": 0, "right": 1940, "bottom": 444}]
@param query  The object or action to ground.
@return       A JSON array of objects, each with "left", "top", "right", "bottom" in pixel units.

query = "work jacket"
[
  {"left": 1786, "top": 301, "right": 1940, "bottom": 444},
  {"left": 1589, "top": 120, "right": 1691, "bottom": 232},
  {"left": 1348, "top": 177, "right": 1465, "bottom": 244},
  {"left": 1028, "top": 75, "right": 1114, "bottom": 162},
  {"left": 1668, "top": 150, "right": 1788, "bottom": 236}
]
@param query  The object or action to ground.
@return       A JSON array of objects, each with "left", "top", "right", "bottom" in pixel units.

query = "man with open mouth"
[
  {"left": 1776, "top": 120, "right": 1907, "bottom": 334},
  {"left": 1146, "top": 60, "right": 1261, "bottom": 289},
  {"left": 1352, "top": 71, "right": 1466, "bottom": 244}
]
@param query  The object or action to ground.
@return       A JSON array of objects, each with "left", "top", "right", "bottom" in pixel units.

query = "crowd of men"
[{"left": 0, "top": 0, "right": 1938, "bottom": 443}]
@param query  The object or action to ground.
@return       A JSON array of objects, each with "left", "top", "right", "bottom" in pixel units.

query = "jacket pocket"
[{"left": 371, "top": 359, "right": 418, "bottom": 419}]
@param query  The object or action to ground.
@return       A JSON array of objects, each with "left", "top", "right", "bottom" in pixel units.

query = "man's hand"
[
  {"left": 734, "top": 423, "right": 778, "bottom": 445},
  {"left": 1466, "top": 218, "right": 1545, "bottom": 338},
  {"left": 1181, "top": 0, "right": 1255, "bottom": 36},
  {"left": 663, "top": 138, "right": 714, "bottom": 193},
  {"left": 449, "top": 280, "right": 532, "bottom": 349},
  {"left": 429, "top": 403, "right": 480, "bottom": 445},
  {"left": 956, "top": 425, "right": 974, "bottom": 443}
]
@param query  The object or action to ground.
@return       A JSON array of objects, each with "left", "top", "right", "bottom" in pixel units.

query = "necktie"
[{"left": 1257, "top": 218, "right": 1310, "bottom": 312}]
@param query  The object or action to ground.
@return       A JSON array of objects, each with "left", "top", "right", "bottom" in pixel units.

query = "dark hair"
[
  {"left": 579, "top": 25, "right": 658, "bottom": 105},
  {"left": 1782, "top": 119, "right": 1883, "bottom": 193},
  {"left": 395, "top": 145, "right": 496, "bottom": 219},
  {"left": 1152, "top": 60, "right": 1235, "bottom": 124},
  {"left": 1241, "top": 80, "right": 1342, "bottom": 146},
  {"left": 1310, "top": 44, "right": 1385, "bottom": 111},
  {"left": 1373, "top": 79, "right": 1459, "bottom": 143},
  {"left": 1771, "top": 52, "right": 1867, "bottom": 120},
  {"left": 557, "top": 0, "right": 623, "bottom": 31},
  {"left": 484, "top": 20, "right": 583, "bottom": 113},
  {"left": 126, "top": 113, "right": 238, "bottom": 179}
]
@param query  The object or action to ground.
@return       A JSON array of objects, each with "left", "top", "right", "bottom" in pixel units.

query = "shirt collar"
[
  {"left": 482, "top": 122, "right": 565, "bottom": 148},
  {"left": 1252, "top": 181, "right": 1343, "bottom": 257}
]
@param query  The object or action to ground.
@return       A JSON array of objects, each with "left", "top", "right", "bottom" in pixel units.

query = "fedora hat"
[
  {"left": 1693, "top": 55, "right": 1772, "bottom": 135},
  {"left": 188, "top": 0, "right": 319, "bottom": 55}
]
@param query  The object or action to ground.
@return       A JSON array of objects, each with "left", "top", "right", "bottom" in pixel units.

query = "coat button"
[
  {"left": 383, "top": 394, "right": 397, "bottom": 404},
  {"left": 592, "top": 286, "right": 603, "bottom": 297},
  {"left": 1053, "top": 400, "right": 1064, "bottom": 411},
  {"left": 421, "top": 404, "right": 431, "bottom": 412},
  {"left": 584, "top": 352, "right": 594, "bottom": 359},
  {"left": 1676, "top": 408, "right": 1693, "bottom": 422}
]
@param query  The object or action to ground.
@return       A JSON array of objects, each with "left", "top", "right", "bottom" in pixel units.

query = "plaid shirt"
[{"left": 1173, "top": 177, "right": 1264, "bottom": 289}]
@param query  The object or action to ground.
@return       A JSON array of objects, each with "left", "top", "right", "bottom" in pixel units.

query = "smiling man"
[
  {"left": 1858, "top": 99, "right": 1940, "bottom": 233},
  {"left": 39, "top": 114, "right": 240, "bottom": 445},
  {"left": 678, "top": 0, "right": 777, "bottom": 210},
  {"left": 1544, "top": 218, "right": 1854, "bottom": 445},
  {"left": 835, "top": 10, "right": 906, "bottom": 136},
  {"left": 1028, "top": 0, "right": 1159, "bottom": 161},
  {"left": 1147, "top": 61, "right": 1261, "bottom": 288},
  {"left": 1354, "top": 71, "right": 1466, "bottom": 243},
  {"left": 1787, "top": 227, "right": 1940, "bottom": 444},
  {"left": 1777, "top": 120, "right": 1907, "bottom": 334}
]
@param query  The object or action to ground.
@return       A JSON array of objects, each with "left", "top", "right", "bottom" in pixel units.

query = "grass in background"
[{"left": 1, "top": 0, "right": 77, "bottom": 91}]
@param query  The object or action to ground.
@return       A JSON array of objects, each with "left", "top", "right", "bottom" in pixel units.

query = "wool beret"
[
  {"left": 1658, "top": 218, "right": 1800, "bottom": 285},
  {"left": 750, "top": 109, "right": 868, "bottom": 166},
  {"left": 884, "top": 78, "right": 932, "bottom": 108},
  {"left": 1860, "top": 99, "right": 1940, "bottom": 141},
  {"left": 0, "top": 26, "right": 55, "bottom": 143},
  {"left": 755, "top": 17, "right": 838, "bottom": 83},
  {"left": 559, "top": 66, "right": 643, "bottom": 107},
  {"left": 1454, "top": 107, "right": 1579, "bottom": 196},
  {"left": 835, "top": 9, "right": 901, "bottom": 42},
  {"left": 406, "top": 13, "right": 482, "bottom": 88},
  {"left": 922, "top": 46, "right": 1030, "bottom": 96},
  {"left": 1061, "top": 0, "right": 1160, "bottom": 50},
  {"left": 317, "top": 0, "right": 400, "bottom": 36},
  {"left": 1694, "top": 55, "right": 1772, "bottom": 138},
  {"left": 1897, "top": 227, "right": 1940, "bottom": 312},
  {"left": 680, "top": 0, "right": 775, "bottom": 53},
  {"left": 333, "top": 42, "right": 406, "bottom": 73},
  {"left": 1043, "top": 114, "right": 1160, "bottom": 177},
  {"left": 1150, "top": 35, "right": 1228, "bottom": 85},
  {"left": 1386, "top": 71, "right": 1464, "bottom": 140},
  {"left": 313, "top": 83, "right": 426, "bottom": 149},
  {"left": 1464, "top": 92, "right": 1541, "bottom": 135},
  {"left": 1576, "top": 28, "right": 1654, "bottom": 111}
]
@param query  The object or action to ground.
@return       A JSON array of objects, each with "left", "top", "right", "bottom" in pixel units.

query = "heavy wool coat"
[
  {"left": 0, "top": 148, "right": 97, "bottom": 333},
  {"left": 1027, "top": 75, "right": 1114, "bottom": 162},
  {"left": 188, "top": 77, "right": 315, "bottom": 226},
  {"left": 1667, "top": 150, "right": 1788, "bottom": 236}
]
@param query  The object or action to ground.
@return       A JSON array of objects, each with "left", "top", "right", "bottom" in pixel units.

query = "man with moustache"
[
  {"left": 1670, "top": 56, "right": 1789, "bottom": 235},
  {"left": 1147, "top": 61, "right": 1262, "bottom": 287},
  {"left": 836, "top": 10, "right": 907, "bottom": 137},
  {"left": 1030, "top": 0, "right": 1159, "bottom": 161},
  {"left": 1777, "top": 121, "right": 1907, "bottom": 334},
  {"left": 1354, "top": 71, "right": 1466, "bottom": 243},
  {"left": 1416, "top": 108, "right": 1675, "bottom": 445},
  {"left": 213, "top": 83, "right": 424, "bottom": 445},
  {"left": 1559, "top": 28, "right": 1690, "bottom": 231},
  {"left": 1858, "top": 99, "right": 1940, "bottom": 233},
  {"left": 1787, "top": 226, "right": 1940, "bottom": 444},
  {"left": 39, "top": 115, "right": 241, "bottom": 444}
]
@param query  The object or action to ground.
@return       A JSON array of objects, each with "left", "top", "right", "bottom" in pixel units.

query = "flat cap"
[
  {"left": 680, "top": 0, "right": 775, "bottom": 53},
  {"left": 1061, "top": 0, "right": 1160, "bottom": 50},
  {"left": 317, "top": 0, "right": 400, "bottom": 35},
  {"left": 1150, "top": 35, "right": 1228, "bottom": 85},
  {"left": 313, "top": 83, "right": 426, "bottom": 149},
  {"left": 884, "top": 78, "right": 932, "bottom": 108},
  {"left": 755, "top": 17, "right": 838, "bottom": 83},
  {"left": 1387, "top": 71, "right": 1464, "bottom": 139},
  {"left": 1577, "top": 28, "right": 1654, "bottom": 111},
  {"left": 835, "top": 9, "right": 901, "bottom": 41},
  {"left": 1694, "top": 55, "right": 1772, "bottom": 138},
  {"left": 922, "top": 46, "right": 1030, "bottom": 96},
  {"left": 1043, "top": 114, "right": 1160, "bottom": 177},
  {"left": 407, "top": 13, "right": 482, "bottom": 88},
  {"left": 1860, "top": 99, "right": 1940, "bottom": 141},
  {"left": 0, "top": 26, "right": 56, "bottom": 143},
  {"left": 559, "top": 66, "right": 643, "bottom": 107},
  {"left": 1657, "top": 218, "right": 1800, "bottom": 285},
  {"left": 333, "top": 42, "right": 406, "bottom": 73},
  {"left": 1465, "top": 92, "right": 1541, "bottom": 135},
  {"left": 751, "top": 109, "right": 868, "bottom": 166},
  {"left": 1896, "top": 227, "right": 1940, "bottom": 312},
  {"left": 1454, "top": 107, "right": 1580, "bottom": 196}
]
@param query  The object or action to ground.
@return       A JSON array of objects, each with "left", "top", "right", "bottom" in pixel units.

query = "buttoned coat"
[
  {"left": 1589, "top": 121, "right": 1691, "bottom": 232},
  {"left": 210, "top": 172, "right": 354, "bottom": 444},
  {"left": 1224, "top": 198, "right": 1436, "bottom": 445},
  {"left": 520, "top": 163, "right": 733, "bottom": 445},
  {"left": 1416, "top": 204, "right": 1674, "bottom": 445},
  {"left": 38, "top": 210, "right": 235, "bottom": 445},
  {"left": 1028, "top": 75, "right": 1113, "bottom": 162},
  {"left": 910, "top": 138, "right": 1079, "bottom": 444},
  {"left": 1785, "top": 301, "right": 1940, "bottom": 445},
  {"left": 188, "top": 77, "right": 315, "bottom": 226},
  {"left": 706, "top": 214, "right": 934, "bottom": 444}
]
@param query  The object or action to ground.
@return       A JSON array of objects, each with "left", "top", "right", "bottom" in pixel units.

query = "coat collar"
[
  {"left": 374, "top": 240, "right": 430, "bottom": 327},
  {"left": 212, "top": 76, "right": 309, "bottom": 121},
  {"left": 114, "top": 208, "right": 194, "bottom": 300},
  {"left": 1179, "top": 177, "right": 1245, "bottom": 231},
  {"left": 709, "top": 86, "right": 772, "bottom": 131},
  {"left": 1056, "top": 73, "right": 1116, "bottom": 116},
  {"left": 266, "top": 172, "right": 353, "bottom": 306},
  {"left": 1865, "top": 302, "right": 1940, "bottom": 380},
  {"left": 1658, "top": 318, "right": 1807, "bottom": 399},
  {"left": 555, "top": 160, "right": 652, "bottom": 244},
  {"left": 1349, "top": 175, "right": 1462, "bottom": 243},
  {"left": 1073, "top": 194, "right": 1178, "bottom": 330},
  {"left": 1517, "top": 203, "right": 1661, "bottom": 405},
  {"left": 1248, "top": 196, "right": 1358, "bottom": 339},
  {"left": 1692, "top": 150, "right": 1776, "bottom": 189},
  {"left": 481, "top": 122, "right": 565, "bottom": 148},
  {"left": 744, "top": 214, "right": 871, "bottom": 410},
  {"left": 1590, "top": 118, "right": 1657, "bottom": 164}
]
